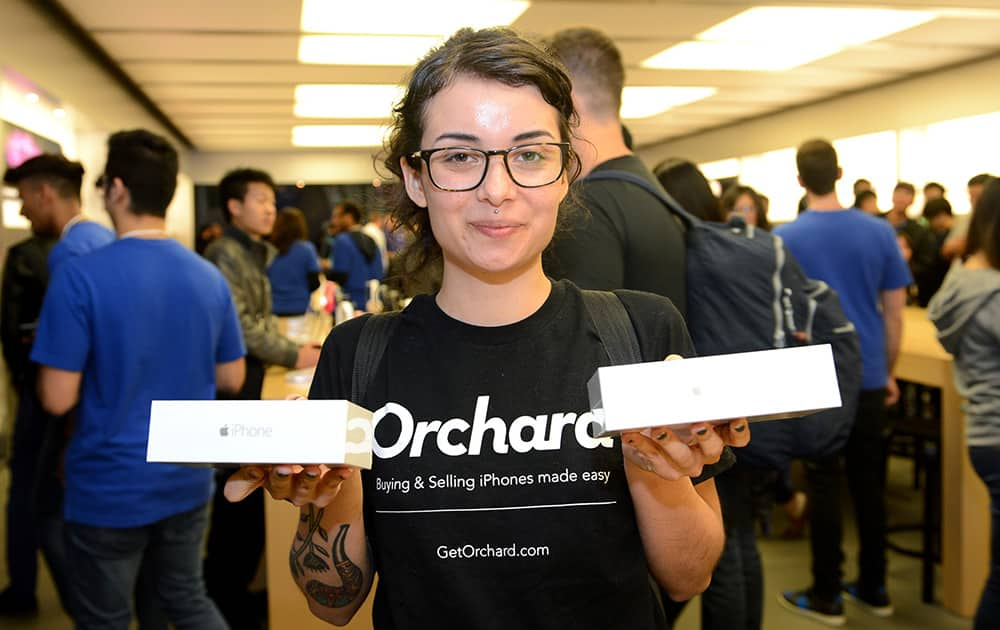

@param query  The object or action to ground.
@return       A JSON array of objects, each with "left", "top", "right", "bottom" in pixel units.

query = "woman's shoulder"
[
  {"left": 561, "top": 283, "right": 692, "bottom": 360},
  {"left": 611, "top": 289, "right": 685, "bottom": 328},
  {"left": 293, "top": 239, "right": 319, "bottom": 255}
]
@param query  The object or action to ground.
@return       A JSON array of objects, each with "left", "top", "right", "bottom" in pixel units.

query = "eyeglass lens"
[{"left": 426, "top": 144, "right": 564, "bottom": 191}]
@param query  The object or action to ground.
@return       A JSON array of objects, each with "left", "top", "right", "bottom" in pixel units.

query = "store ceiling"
[{"left": 52, "top": 0, "right": 1000, "bottom": 152}]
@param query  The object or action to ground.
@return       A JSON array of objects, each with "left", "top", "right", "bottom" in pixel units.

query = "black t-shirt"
[
  {"left": 544, "top": 155, "right": 687, "bottom": 317},
  {"left": 310, "top": 280, "right": 694, "bottom": 630}
]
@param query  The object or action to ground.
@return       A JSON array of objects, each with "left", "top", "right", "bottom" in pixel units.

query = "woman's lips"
[{"left": 470, "top": 220, "right": 522, "bottom": 238}]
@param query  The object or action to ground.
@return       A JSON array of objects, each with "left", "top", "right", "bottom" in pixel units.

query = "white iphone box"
[
  {"left": 146, "top": 400, "right": 373, "bottom": 468},
  {"left": 587, "top": 344, "right": 841, "bottom": 437}
]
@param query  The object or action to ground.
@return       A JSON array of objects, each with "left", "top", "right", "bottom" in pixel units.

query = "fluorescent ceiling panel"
[
  {"left": 620, "top": 86, "right": 717, "bottom": 119},
  {"left": 294, "top": 84, "right": 404, "bottom": 118},
  {"left": 642, "top": 6, "right": 936, "bottom": 71},
  {"left": 301, "top": 0, "right": 530, "bottom": 35},
  {"left": 642, "top": 40, "right": 840, "bottom": 72},
  {"left": 299, "top": 35, "right": 442, "bottom": 66},
  {"left": 292, "top": 125, "right": 389, "bottom": 147},
  {"left": 699, "top": 7, "right": 936, "bottom": 47}
]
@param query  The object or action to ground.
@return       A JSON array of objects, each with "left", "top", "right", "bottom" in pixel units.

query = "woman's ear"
[{"left": 400, "top": 156, "right": 428, "bottom": 208}]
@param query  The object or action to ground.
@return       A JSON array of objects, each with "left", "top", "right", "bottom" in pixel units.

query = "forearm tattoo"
[{"left": 289, "top": 506, "right": 364, "bottom": 608}]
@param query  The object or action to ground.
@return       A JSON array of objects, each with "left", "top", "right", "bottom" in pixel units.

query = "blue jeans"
[
  {"left": 969, "top": 445, "right": 1000, "bottom": 630},
  {"left": 660, "top": 466, "right": 763, "bottom": 630},
  {"left": 702, "top": 466, "right": 763, "bottom": 630},
  {"left": 64, "top": 504, "right": 227, "bottom": 630}
]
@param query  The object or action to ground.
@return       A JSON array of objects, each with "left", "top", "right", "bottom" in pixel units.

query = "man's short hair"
[
  {"left": 923, "top": 181, "right": 945, "bottom": 196},
  {"left": 218, "top": 168, "right": 276, "bottom": 221},
  {"left": 337, "top": 200, "right": 362, "bottom": 224},
  {"left": 796, "top": 139, "right": 839, "bottom": 196},
  {"left": 3, "top": 153, "right": 84, "bottom": 201},
  {"left": 547, "top": 27, "right": 624, "bottom": 120},
  {"left": 922, "top": 197, "right": 953, "bottom": 221},
  {"left": 969, "top": 173, "right": 993, "bottom": 188},
  {"left": 852, "top": 178, "right": 871, "bottom": 195},
  {"left": 105, "top": 130, "right": 178, "bottom": 217},
  {"left": 853, "top": 189, "right": 877, "bottom": 208},
  {"left": 894, "top": 181, "right": 915, "bottom": 195}
]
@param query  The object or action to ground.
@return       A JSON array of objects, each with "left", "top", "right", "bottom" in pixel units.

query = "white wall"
[{"left": 186, "top": 150, "right": 381, "bottom": 185}]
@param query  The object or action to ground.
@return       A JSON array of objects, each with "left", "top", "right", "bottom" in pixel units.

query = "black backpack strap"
[
  {"left": 581, "top": 290, "right": 641, "bottom": 364},
  {"left": 580, "top": 290, "right": 670, "bottom": 625},
  {"left": 582, "top": 289, "right": 735, "bottom": 488},
  {"left": 585, "top": 169, "right": 698, "bottom": 228},
  {"left": 350, "top": 312, "right": 402, "bottom": 403}
]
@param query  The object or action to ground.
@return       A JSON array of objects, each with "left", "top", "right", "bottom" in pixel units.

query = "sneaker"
[
  {"left": 778, "top": 589, "right": 846, "bottom": 627},
  {"left": 842, "top": 581, "right": 894, "bottom": 617},
  {"left": 0, "top": 588, "right": 38, "bottom": 617}
]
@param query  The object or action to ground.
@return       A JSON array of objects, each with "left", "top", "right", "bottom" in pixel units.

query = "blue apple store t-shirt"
[
  {"left": 48, "top": 219, "right": 115, "bottom": 274},
  {"left": 31, "top": 238, "right": 246, "bottom": 528},
  {"left": 776, "top": 209, "right": 912, "bottom": 390}
]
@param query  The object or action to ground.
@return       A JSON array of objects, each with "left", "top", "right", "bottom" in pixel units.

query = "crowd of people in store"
[{"left": 1, "top": 24, "right": 998, "bottom": 630}]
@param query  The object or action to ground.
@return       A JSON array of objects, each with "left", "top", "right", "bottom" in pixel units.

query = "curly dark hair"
[{"left": 379, "top": 27, "right": 581, "bottom": 294}]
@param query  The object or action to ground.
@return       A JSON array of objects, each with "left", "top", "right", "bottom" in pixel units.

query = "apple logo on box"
[{"left": 219, "top": 425, "right": 229, "bottom": 437}]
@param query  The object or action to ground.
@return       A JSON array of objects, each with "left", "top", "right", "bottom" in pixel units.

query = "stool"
[{"left": 886, "top": 381, "right": 941, "bottom": 604}]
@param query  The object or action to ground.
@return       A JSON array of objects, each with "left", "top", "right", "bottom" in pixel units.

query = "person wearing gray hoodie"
[{"left": 928, "top": 176, "right": 1000, "bottom": 630}]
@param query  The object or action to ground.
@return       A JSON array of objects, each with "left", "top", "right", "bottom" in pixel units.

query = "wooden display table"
[
  {"left": 895, "top": 306, "right": 988, "bottom": 617},
  {"left": 260, "top": 315, "right": 376, "bottom": 629},
  {"left": 260, "top": 365, "right": 377, "bottom": 630}
]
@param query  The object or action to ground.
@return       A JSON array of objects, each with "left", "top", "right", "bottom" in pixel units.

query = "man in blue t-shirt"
[
  {"left": 1, "top": 153, "right": 113, "bottom": 617},
  {"left": 328, "top": 200, "right": 383, "bottom": 308},
  {"left": 31, "top": 129, "right": 245, "bottom": 629},
  {"left": 776, "top": 139, "right": 911, "bottom": 625},
  {"left": 4, "top": 153, "right": 115, "bottom": 276}
]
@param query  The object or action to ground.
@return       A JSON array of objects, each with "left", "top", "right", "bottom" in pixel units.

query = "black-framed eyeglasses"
[{"left": 409, "top": 142, "right": 570, "bottom": 192}]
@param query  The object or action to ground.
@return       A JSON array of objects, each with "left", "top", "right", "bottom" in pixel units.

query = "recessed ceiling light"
[
  {"left": 299, "top": 35, "right": 442, "bottom": 66},
  {"left": 642, "top": 6, "right": 936, "bottom": 71},
  {"left": 620, "top": 86, "right": 717, "bottom": 119},
  {"left": 292, "top": 125, "right": 389, "bottom": 147},
  {"left": 301, "top": 0, "right": 530, "bottom": 36},
  {"left": 294, "top": 84, "right": 404, "bottom": 119}
]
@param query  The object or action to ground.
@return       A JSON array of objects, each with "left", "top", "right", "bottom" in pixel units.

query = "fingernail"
[
  {"left": 305, "top": 470, "right": 319, "bottom": 479},
  {"left": 735, "top": 424, "right": 746, "bottom": 433},
  {"left": 656, "top": 432, "right": 667, "bottom": 441},
  {"left": 696, "top": 427, "right": 708, "bottom": 437},
  {"left": 275, "top": 469, "right": 290, "bottom": 478}
]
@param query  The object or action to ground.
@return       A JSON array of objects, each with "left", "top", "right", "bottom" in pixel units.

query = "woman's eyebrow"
[
  {"left": 431, "top": 132, "right": 479, "bottom": 145},
  {"left": 429, "top": 129, "right": 557, "bottom": 145}
]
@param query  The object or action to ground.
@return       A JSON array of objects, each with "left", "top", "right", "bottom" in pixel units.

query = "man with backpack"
[
  {"left": 542, "top": 27, "right": 686, "bottom": 316},
  {"left": 776, "top": 139, "right": 911, "bottom": 625}
]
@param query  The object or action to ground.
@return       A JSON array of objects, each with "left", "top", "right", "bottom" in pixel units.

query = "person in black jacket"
[{"left": 0, "top": 158, "right": 76, "bottom": 618}]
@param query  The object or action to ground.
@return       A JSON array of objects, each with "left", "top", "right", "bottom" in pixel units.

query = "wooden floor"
[{"left": 0, "top": 452, "right": 975, "bottom": 630}]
